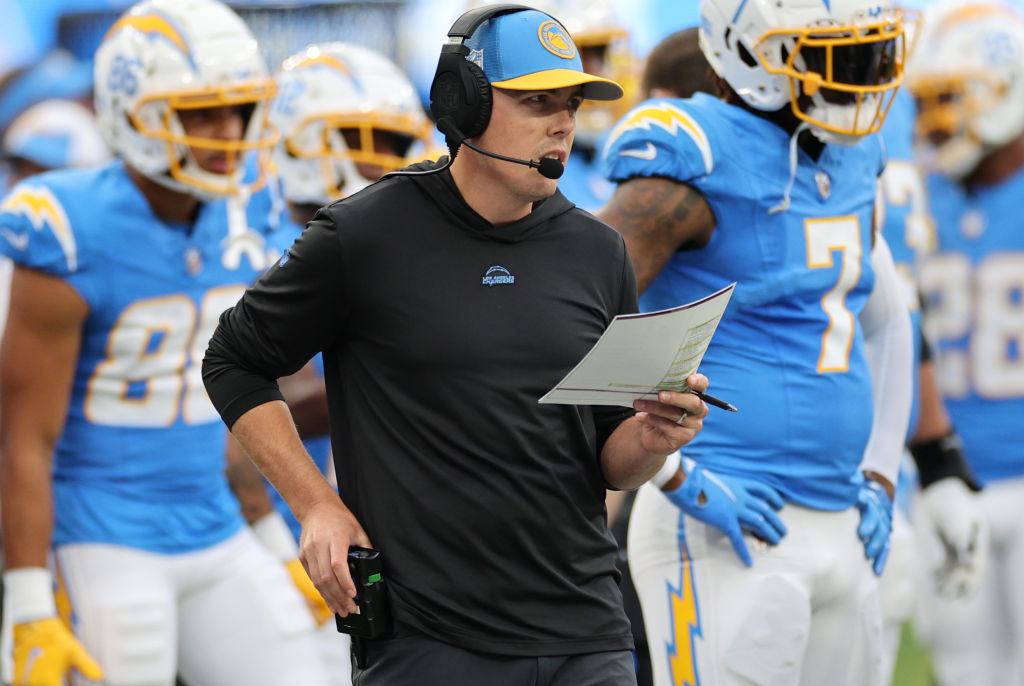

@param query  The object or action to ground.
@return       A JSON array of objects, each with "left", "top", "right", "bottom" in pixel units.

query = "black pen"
[{"left": 692, "top": 389, "right": 738, "bottom": 412}]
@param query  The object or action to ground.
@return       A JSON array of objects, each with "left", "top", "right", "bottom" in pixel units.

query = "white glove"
[{"left": 919, "top": 477, "right": 989, "bottom": 599}]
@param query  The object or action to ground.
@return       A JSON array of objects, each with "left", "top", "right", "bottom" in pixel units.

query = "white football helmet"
[
  {"left": 269, "top": 42, "right": 434, "bottom": 205},
  {"left": 907, "top": 1, "right": 1024, "bottom": 178},
  {"left": 3, "top": 99, "right": 111, "bottom": 171},
  {"left": 94, "top": 0, "right": 277, "bottom": 198},
  {"left": 699, "top": 0, "right": 905, "bottom": 144}
]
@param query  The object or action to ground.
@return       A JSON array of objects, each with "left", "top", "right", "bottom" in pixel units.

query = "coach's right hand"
[
  {"left": 299, "top": 498, "right": 372, "bottom": 617},
  {"left": 663, "top": 458, "right": 787, "bottom": 566},
  {"left": 5, "top": 568, "right": 103, "bottom": 686}
]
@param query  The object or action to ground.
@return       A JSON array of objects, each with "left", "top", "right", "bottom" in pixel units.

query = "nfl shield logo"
[
  {"left": 960, "top": 208, "right": 986, "bottom": 239},
  {"left": 814, "top": 170, "right": 831, "bottom": 200},
  {"left": 185, "top": 247, "right": 203, "bottom": 276}
]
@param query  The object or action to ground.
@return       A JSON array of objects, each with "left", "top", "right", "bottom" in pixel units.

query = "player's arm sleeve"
[
  {"left": 858, "top": 234, "right": 913, "bottom": 485},
  {"left": 203, "top": 207, "right": 349, "bottom": 429}
]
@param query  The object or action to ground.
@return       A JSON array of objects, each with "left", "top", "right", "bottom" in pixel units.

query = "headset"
[
  {"left": 429, "top": 4, "right": 532, "bottom": 148},
  {"left": 383, "top": 4, "right": 563, "bottom": 180}
]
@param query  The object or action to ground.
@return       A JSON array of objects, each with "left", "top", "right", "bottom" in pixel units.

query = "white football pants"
[{"left": 628, "top": 483, "right": 884, "bottom": 686}]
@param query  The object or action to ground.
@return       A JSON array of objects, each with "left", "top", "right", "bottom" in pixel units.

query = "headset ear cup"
[
  {"left": 461, "top": 60, "right": 492, "bottom": 139},
  {"left": 430, "top": 52, "right": 465, "bottom": 125},
  {"left": 429, "top": 51, "right": 493, "bottom": 143}
]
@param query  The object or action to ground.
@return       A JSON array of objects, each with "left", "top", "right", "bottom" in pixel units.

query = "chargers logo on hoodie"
[{"left": 482, "top": 265, "right": 515, "bottom": 287}]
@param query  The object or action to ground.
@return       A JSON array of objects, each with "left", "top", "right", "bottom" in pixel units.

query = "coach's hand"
[
  {"left": 856, "top": 478, "right": 894, "bottom": 576},
  {"left": 12, "top": 618, "right": 103, "bottom": 686},
  {"left": 664, "top": 457, "right": 787, "bottom": 566},
  {"left": 632, "top": 374, "right": 711, "bottom": 455},
  {"left": 299, "top": 497, "right": 372, "bottom": 618}
]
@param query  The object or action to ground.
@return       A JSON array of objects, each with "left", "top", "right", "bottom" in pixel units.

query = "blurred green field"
[{"left": 892, "top": 622, "right": 936, "bottom": 686}]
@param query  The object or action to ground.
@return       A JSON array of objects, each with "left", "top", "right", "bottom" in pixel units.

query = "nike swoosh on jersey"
[
  {"left": 1, "top": 228, "right": 29, "bottom": 250},
  {"left": 618, "top": 142, "right": 658, "bottom": 161}
]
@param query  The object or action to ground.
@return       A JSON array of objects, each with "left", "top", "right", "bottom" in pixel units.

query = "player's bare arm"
[
  {"left": 1, "top": 266, "right": 88, "bottom": 569},
  {"left": 597, "top": 177, "right": 715, "bottom": 293}
]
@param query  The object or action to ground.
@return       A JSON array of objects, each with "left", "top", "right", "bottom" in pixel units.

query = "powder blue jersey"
[
  {"left": 0, "top": 159, "right": 290, "bottom": 553},
  {"left": 603, "top": 93, "right": 884, "bottom": 510},
  {"left": 921, "top": 167, "right": 1024, "bottom": 484}
]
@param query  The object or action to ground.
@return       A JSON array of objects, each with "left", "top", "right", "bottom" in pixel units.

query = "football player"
[
  {"left": 0, "top": 1, "right": 333, "bottom": 684},
  {"left": 907, "top": 2, "right": 1024, "bottom": 684},
  {"left": 639, "top": 26, "right": 715, "bottom": 101},
  {"left": 875, "top": 85, "right": 989, "bottom": 685},
  {"left": 598, "top": 1, "right": 914, "bottom": 684}
]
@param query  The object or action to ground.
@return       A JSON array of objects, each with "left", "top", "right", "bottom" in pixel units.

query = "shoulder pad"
[
  {"left": 602, "top": 99, "right": 714, "bottom": 184},
  {"left": 0, "top": 184, "right": 79, "bottom": 274}
]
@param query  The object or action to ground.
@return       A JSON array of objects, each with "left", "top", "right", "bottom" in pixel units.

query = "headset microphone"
[
  {"left": 436, "top": 117, "right": 564, "bottom": 179},
  {"left": 377, "top": 117, "right": 564, "bottom": 182}
]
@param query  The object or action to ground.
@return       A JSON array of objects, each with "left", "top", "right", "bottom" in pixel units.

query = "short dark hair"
[{"left": 641, "top": 27, "right": 715, "bottom": 99}]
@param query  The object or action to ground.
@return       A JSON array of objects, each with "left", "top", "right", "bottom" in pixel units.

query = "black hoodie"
[{"left": 204, "top": 160, "right": 638, "bottom": 656}]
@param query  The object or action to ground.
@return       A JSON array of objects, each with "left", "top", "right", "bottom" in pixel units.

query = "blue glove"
[
  {"left": 664, "top": 458, "right": 787, "bottom": 566},
  {"left": 856, "top": 480, "right": 893, "bottom": 576}
]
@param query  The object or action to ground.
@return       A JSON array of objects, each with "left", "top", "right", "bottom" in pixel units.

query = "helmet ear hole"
[{"left": 738, "top": 41, "right": 758, "bottom": 68}]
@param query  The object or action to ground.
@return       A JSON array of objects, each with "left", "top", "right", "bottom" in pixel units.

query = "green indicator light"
[{"left": 368, "top": 573, "right": 382, "bottom": 583}]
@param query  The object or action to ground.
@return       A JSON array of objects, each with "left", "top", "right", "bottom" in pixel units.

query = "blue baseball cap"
[{"left": 464, "top": 9, "right": 623, "bottom": 101}]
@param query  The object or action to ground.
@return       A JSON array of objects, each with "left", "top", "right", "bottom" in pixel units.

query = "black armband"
[
  {"left": 909, "top": 432, "right": 982, "bottom": 491},
  {"left": 919, "top": 329, "right": 934, "bottom": 364}
]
